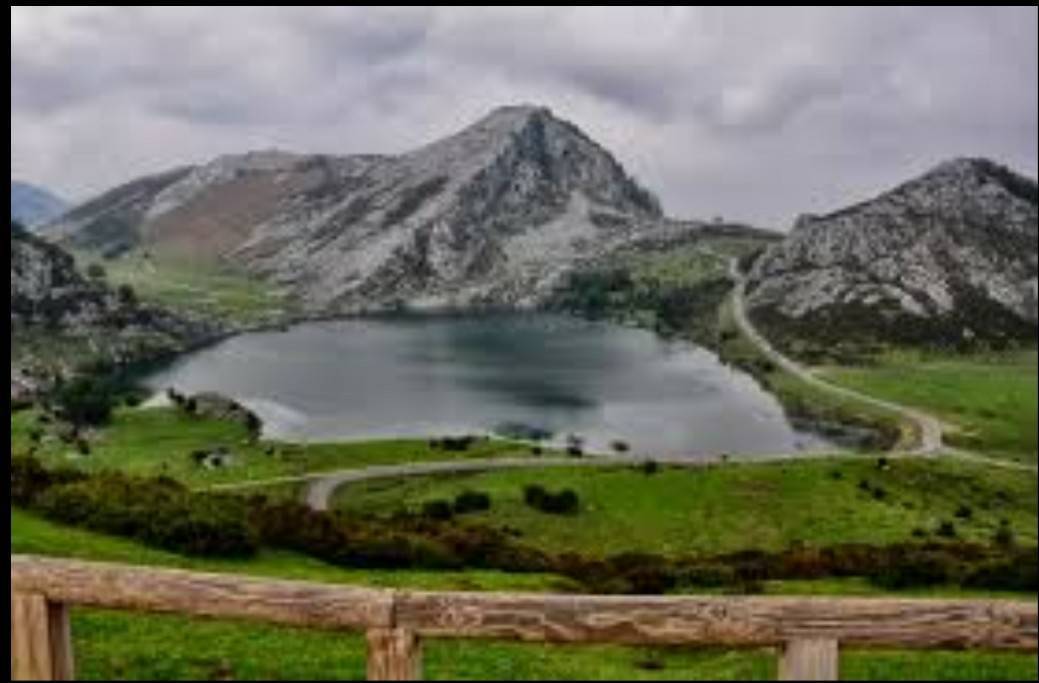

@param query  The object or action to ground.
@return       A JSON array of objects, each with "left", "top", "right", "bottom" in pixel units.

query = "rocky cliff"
[
  {"left": 11, "top": 222, "right": 221, "bottom": 397},
  {"left": 45, "top": 105, "right": 666, "bottom": 313},
  {"left": 746, "top": 158, "right": 1038, "bottom": 347}
]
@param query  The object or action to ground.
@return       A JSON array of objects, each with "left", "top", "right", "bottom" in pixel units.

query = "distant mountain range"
[
  {"left": 746, "top": 158, "right": 1038, "bottom": 346},
  {"left": 11, "top": 181, "right": 67, "bottom": 228},
  {"left": 37, "top": 105, "right": 1039, "bottom": 346},
  {"left": 43, "top": 105, "right": 678, "bottom": 313}
]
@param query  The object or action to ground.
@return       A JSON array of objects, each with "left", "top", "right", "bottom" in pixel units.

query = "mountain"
[
  {"left": 11, "top": 221, "right": 220, "bottom": 401},
  {"left": 11, "top": 181, "right": 67, "bottom": 227},
  {"left": 44, "top": 105, "right": 667, "bottom": 313},
  {"left": 745, "top": 158, "right": 1039, "bottom": 347}
]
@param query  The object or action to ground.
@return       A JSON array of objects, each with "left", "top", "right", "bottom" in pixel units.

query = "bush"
[
  {"left": 453, "top": 490, "right": 491, "bottom": 514},
  {"left": 523, "top": 485, "right": 579, "bottom": 515},
  {"left": 611, "top": 440, "right": 631, "bottom": 454},
  {"left": 962, "top": 549, "right": 1038, "bottom": 592},
  {"left": 993, "top": 523, "right": 1015, "bottom": 548},
  {"left": 50, "top": 377, "right": 118, "bottom": 427},
  {"left": 33, "top": 473, "right": 256, "bottom": 557},
  {"left": 955, "top": 505, "right": 973, "bottom": 520},
  {"left": 10, "top": 454, "right": 87, "bottom": 506},
  {"left": 936, "top": 520, "right": 958, "bottom": 538},
  {"left": 869, "top": 549, "right": 954, "bottom": 589},
  {"left": 640, "top": 460, "right": 659, "bottom": 476},
  {"left": 421, "top": 500, "right": 455, "bottom": 521}
]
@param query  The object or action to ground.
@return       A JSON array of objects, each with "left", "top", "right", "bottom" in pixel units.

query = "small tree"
[
  {"left": 52, "top": 377, "right": 116, "bottom": 428},
  {"left": 86, "top": 263, "right": 107, "bottom": 283}
]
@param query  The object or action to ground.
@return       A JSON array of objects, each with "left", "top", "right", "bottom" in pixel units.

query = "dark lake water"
[{"left": 142, "top": 314, "right": 831, "bottom": 458}]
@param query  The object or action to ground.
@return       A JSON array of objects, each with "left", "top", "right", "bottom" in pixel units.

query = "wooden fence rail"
[{"left": 11, "top": 555, "right": 1038, "bottom": 681}]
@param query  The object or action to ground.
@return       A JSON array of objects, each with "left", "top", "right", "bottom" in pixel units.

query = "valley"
[{"left": 10, "top": 106, "right": 1038, "bottom": 682}]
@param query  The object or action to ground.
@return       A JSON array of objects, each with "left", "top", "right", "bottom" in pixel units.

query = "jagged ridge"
[
  {"left": 44, "top": 105, "right": 667, "bottom": 313},
  {"left": 746, "top": 158, "right": 1039, "bottom": 346}
]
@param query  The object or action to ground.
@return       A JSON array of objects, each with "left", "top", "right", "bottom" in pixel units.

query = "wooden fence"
[{"left": 10, "top": 555, "right": 1038, "bottom": 681}]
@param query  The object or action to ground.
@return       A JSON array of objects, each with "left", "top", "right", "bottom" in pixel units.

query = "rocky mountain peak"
[
  {"left": 42, "top": 105, "right": 667, "bottom": 313},
  {"left": 747, "top": 157, "right": 1038, "bottom": 348}
]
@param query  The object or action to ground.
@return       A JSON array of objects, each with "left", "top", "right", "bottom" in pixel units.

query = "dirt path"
[{"left": 727, "top": 257, "right": 1036, "bottom": 474}]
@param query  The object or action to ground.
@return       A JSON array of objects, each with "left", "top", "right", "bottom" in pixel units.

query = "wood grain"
[
  {"left": 779, "top": 639, "right": 839, "bottom": 681},
  {"left": 11, "top": 592, "right": 74, "bottom": 681},
  {"left": 9, "top": 554, "right": 1038, "bottom": 683},
  {"left": 367, "top": 628, "right": 422, "bottom": 680},
  {"left": 11, "top": 555, "right": 393, "bottom": 633},
  {"left": 393, "top": 591, "right": 1038, "bottom": 650}
]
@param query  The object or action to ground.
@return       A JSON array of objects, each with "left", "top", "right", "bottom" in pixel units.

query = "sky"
[{"left": 10, "top": 6, "right": 1039, "bottom": 229}]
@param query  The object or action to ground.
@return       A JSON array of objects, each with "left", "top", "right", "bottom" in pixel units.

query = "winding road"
[
  {"left": 209, "top": 451, "right": 882, "bottom": 511},
  {"left": 206, "top": 256, "right": 1035, "bottom": 509},
  {"left": 727, "top": 257, "right": 1036, "bottom": 474},
  {"left": 726, "top": 258, "right": 945, "bottom": 455}
]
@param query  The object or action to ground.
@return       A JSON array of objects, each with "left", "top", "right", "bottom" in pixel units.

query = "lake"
[{"left": 142, "top": 313, "right": 831, "bottom": 458}]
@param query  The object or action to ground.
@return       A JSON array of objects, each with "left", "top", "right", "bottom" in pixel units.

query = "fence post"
[
  {"left": 367, "top": 627, "right": 422, "bottom": 680},
  {"left": 779, "top": 638, "right": 838, "bottom": 681},
  {"left": 11, "top": 592, "right": 75, "bottom": 681}
]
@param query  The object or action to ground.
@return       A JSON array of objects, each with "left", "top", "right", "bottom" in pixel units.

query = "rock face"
[
  {"left": 11, "top": 222, "right": 221, "bottom": 395},
  {"left": 44, "top": 105, "right": 664, "bottom": 312},
  {"left": 11, "top": 181, "right": 67, "bottom": 228},
  {"left": 746, "top": 158, "right": 1038, "bottom": 345}
]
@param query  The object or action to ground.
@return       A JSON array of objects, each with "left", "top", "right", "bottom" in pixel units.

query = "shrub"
[
  {"left": 955, "top": 505, "right": 973, "bottom": 520},
  {"left": 10, "top": 455, "right": 87, "bottom": 507},
  {"left": 453, "top": 490, "right": 492, "bottom": 514},
  {"left": 33, "top": 473, "right": 256, "bottom": 557},
  {"left": 523, "top": 484, "right": 547, "bottom": 507},
  {"left": 421, "top": 500, "right": 455, "bottom": 521},
  {"left": 869, "top": 549, "right": 954, "bottom": 589},
  {"left": 993, "top": 523, "right": 1015, "bottom": 548},
  {"left": 86, "top": 263, "right": 107, "bottom": 282},
  {"left": 523, "top": 485, "right": 579, "bottom": 515},
  {"left": 962, "top": 549, "right": 1038, "bottom": 592},
  {"left": 641, "top": 460, "right": 659, "bottom": 476},
  {"left": 871, "top": 486, "right": 888, "bottom": 501},
  {"left": 50, "top": 377, "right": 117, "bottom": 427},
  {"left": 936, "top": 521, "right": 958, "bottom": 538}
]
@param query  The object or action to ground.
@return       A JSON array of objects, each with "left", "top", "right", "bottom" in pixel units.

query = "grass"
[
  {"left": 74, "top": 251, "right": 290, "bottom": 326},
  {"left": 61, "top": 607, "right": 1039, "bottom": 681},
  {"left": 10, "top": 507, "right": 573, "bottom": 593},
  {"left": 824, "top": 350, "right": 1038, "bottom": 464},
  {"left": 13, "top": 508, "right": 1037, "bottom": 680},
  {"left": 333, "top": 457, "right": 1038, "bottom": 559},
  {"left": 12, "top": 407, "right": 540, "bottom": 488},
  {"left": 716, "top": 298, "right": 917, "bottom": 449}
]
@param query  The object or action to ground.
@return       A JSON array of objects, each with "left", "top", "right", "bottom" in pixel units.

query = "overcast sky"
[{"left": 11, "top": 6, "right": 1039, "bottom": 229}]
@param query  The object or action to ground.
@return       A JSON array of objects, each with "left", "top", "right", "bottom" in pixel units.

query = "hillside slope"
[
  {"left": 746, "top": 158, "right": 1038, "bottom": 349},
  {"left": 11, "top": 222, "right": 220, "bottom": 401},
  {"left": 45, "top": 106, "right": 670, "bottom": 313}
]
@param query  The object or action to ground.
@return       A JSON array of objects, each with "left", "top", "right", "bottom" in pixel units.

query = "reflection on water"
[{"left": 142, "top": 313, "right": 831, "bottom": 458}]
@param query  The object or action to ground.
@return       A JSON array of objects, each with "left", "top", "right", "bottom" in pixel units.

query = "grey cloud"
[{"left": 11, "top": 6, "right": 1038, "bottom": 228}]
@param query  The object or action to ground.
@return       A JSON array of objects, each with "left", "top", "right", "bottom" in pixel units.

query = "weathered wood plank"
[
  {"left": 779, "top": 639, "right": 838, "bottom": 681},
  {"left": 11, "top": 592, "right": 74, "bottom": 681},
  {"left": 46, "top": 602, "right": 75, "bottom": 681},
  {"left": 367, "top": 628, "right": 423, "bottom": 680},
  {"left": 11, "top": 555, "right": 393, "bottom": 632},
  {"left": 11, "top": 555, "right": 1038, "bottom": 656},
  {"left": 394, "top": 591, "right": 1038, "bottom": 651}
]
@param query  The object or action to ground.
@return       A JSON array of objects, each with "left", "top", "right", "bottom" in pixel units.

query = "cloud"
[{"left": 11, "top": 5, "right": 1038, "bottom": 228}]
